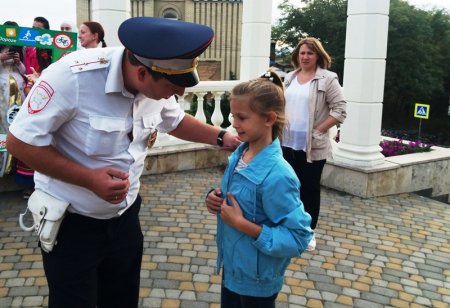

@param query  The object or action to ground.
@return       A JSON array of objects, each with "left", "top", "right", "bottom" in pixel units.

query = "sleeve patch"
[{"left": 28, "top": 81, "right": 55, "bottom": 114}]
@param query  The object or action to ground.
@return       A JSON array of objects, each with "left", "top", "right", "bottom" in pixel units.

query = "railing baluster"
[
  {"left": 195, "top": 92, "right": 207, "bottom": 123},
  {"left": 211, "top": 92, "right": 224, "bottom": 127}
]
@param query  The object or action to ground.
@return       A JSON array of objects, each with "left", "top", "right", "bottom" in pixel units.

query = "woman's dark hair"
[
  {"left": 34, "top": 16, "right": 50, "bottom": 29},
  {"left": 33, "top": 17, "right": 52, "bottom": 68},
  {"left": 4, "top": 21, "right": 18, "bottom": 26},
  {"left": 1, "top": 21, "right": 24, "bottom": 62},
  {"left": 37, "top": 49, "right": 52, "bottom": 72},
  {"left": 82, "top": 21, "right": 107, "bottom": 47}
]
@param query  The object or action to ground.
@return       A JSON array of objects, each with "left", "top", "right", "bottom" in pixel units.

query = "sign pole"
[
  {"left": 418, "top": 118, "right": 422, "bottom": 141},
  {"left": 413, "top": 102, "right": 430, "bottom": 141}
]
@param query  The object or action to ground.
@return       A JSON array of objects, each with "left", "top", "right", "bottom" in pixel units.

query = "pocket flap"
[
  {"left": 89, "top": 115, "right": 127, "bottom": 132},
  {"left": 28, "top": 190, "right": 70, "bottom": 221}
]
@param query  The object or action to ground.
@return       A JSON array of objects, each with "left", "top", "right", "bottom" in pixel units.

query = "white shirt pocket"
[{"left": 85, "top": 115, "right": 130, "bottom": 156}]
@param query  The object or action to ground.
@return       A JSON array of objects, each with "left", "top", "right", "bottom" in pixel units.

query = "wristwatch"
[{"left": 216, "top": 130, "right": 227, "bottom": 147}]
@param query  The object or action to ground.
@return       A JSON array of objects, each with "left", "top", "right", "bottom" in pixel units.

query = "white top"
[
  {"left": 10, "top": 47, "right": 185, "bottom": 219},
  {"left": 282, "top": 78, "right": 310, "bottom": 151}
]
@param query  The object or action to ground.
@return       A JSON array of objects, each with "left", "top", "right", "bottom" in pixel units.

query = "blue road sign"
[{"left": 414, "top": 103, "right": 430, "bottom": 119}]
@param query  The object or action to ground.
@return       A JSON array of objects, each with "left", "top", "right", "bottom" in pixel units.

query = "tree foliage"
[
  {"left": 385, "top": 1, "right": 449, "bottom": 113},
  {"left": 272, "top": 0, "right": 347, "bottom": 80},
  {"left": 272, "top": 0, "right": 450, "bottom": 144}
]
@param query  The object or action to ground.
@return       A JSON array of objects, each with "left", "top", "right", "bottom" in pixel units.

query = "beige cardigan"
[{"left": 284, "top": 67, "right": 347, "bottom": 162}]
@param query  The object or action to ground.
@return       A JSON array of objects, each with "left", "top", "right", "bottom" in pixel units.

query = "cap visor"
[{"left": 165, "top": 70, "right": 199, "bottom": 88}]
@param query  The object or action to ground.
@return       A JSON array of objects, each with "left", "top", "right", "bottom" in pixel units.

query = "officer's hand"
[
  {"left": 205, "top": 188, "right": 223, "bottom": 215},
  {"left": 221, "top": 131, "right": 241, "bottom": 152},
  {"left": 89, "top": 167, "right": 130, "bottom": 204}
]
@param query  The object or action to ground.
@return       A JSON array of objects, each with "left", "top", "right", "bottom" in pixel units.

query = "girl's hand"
[
  {"left": 205, "top": 188, "right": 223, "bottom": 215},
  {"left": 220, "top": 192, "right": 244, "bottom": 228}
]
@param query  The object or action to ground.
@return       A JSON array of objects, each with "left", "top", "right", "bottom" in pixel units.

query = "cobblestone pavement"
[{"left": 1, "top": 167, "right": 449, "bottom": 308}]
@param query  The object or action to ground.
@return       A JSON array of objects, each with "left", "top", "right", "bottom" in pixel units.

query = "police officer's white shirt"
[{"left": 10, "top": 47, "right": 185, "bottom": 219}]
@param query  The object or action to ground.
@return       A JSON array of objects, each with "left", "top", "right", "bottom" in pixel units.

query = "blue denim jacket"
[{"left": 216, "top": 138, "right": 313, "bottom": 297}]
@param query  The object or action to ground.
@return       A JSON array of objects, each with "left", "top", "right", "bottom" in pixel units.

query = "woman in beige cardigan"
[{"left": 282, "top": 37, "right": 347, "bottom": 251}]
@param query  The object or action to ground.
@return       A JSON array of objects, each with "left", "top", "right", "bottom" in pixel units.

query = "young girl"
[{"left": 205, "top": 71, "right": 314, "bottom": 307}]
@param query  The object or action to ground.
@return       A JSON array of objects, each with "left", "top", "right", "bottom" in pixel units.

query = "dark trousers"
[
  {"left": 42, "top": 195, "right": 143, "bottom": 308},
  {"left": 282, "top": 147, "right": 326, "bottom": 230},
  {"left": 221, "top": 285, "right": 277, "bottom": 308}
]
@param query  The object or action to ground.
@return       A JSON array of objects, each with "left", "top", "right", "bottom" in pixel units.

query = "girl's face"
[
  {"left": 230, "top": 95, "right": 271, "bottom": 143},
  {"left": 298, "top": 44, "right": 319, "bottom": 71},
  {"left": 78, "top": 24, "right": 98, "bottom": 48}
]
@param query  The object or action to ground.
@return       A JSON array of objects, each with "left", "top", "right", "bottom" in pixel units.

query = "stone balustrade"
[
  {"left": 152, "top": 80, "right": 240, "bottom": 148},
  {"left": 145, "top": 80, "right": 240, "bottom": 176}
]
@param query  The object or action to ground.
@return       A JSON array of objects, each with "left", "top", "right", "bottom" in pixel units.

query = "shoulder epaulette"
[{"left": 70, "top": 56, "right": 111, "bottom": 73}]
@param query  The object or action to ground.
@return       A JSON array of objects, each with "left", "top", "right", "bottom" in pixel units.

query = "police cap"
[{"left": 118, "top": 17, "right": 214, "bottom": 87}]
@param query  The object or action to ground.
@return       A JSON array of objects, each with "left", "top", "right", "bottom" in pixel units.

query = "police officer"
[{"left": 7, "top": 17, "right": 240, "bottom": 308}]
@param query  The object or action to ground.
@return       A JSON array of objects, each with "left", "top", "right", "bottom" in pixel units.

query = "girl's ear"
[{"left": 266, "top": 111, "right": 277, "bottom": 126}]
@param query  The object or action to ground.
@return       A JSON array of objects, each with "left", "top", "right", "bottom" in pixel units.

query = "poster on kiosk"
[{"left": 0, "top": 24, "right": 78, "bottom": 61}]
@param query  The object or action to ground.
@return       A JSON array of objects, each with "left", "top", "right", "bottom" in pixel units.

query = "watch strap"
[{"left": 216, "top": 130, "right": 227, "bottom": 147}]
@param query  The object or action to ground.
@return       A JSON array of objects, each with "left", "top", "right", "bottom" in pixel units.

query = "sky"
[
  {"left": 0, "top": 1, "right": 77, "bottom": 29},
  {"left": 0, "top": 0, "right": 448, "bottom": 30}
]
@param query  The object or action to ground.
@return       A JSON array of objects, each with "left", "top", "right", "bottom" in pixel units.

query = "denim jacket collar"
[{"left": 229, "top": 138, "right": 282, "bottom": 185}]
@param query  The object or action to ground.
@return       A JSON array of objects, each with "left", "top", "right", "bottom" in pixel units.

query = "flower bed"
[{"left": 380, "top": 139, "right": 432, "bottom": 157}]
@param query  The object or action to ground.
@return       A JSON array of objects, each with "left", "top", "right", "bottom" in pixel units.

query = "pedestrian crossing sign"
[{"left": 414, "top": 103, "right": 430, "bottom": 119}]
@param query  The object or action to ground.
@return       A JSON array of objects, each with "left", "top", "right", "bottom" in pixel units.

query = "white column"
[
  {"left": 333, "top": 0, "right": 390, "bottom": 167},
  {"left": 91, "top": 0, "right": 131, "bottom": 47},
  {"left": 240, "top": 0, "right": 273, "bottom": 80}
]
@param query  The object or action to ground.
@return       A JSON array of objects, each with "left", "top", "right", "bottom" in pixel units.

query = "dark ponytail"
[{"left": 82, "top": 21, "right": 107, "bottom": 48}]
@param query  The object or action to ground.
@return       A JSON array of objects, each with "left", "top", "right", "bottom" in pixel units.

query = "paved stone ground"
[{"left": 1, "top": 167, "right": 449, "bottom": 308}]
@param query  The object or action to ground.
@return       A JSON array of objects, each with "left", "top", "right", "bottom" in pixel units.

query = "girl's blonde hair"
[
  {"left": 291, "top": 37, "right": 332, "bottom": 69},
  {"left": 231, "top": 70, "right": 286, "bottom": 140}
]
